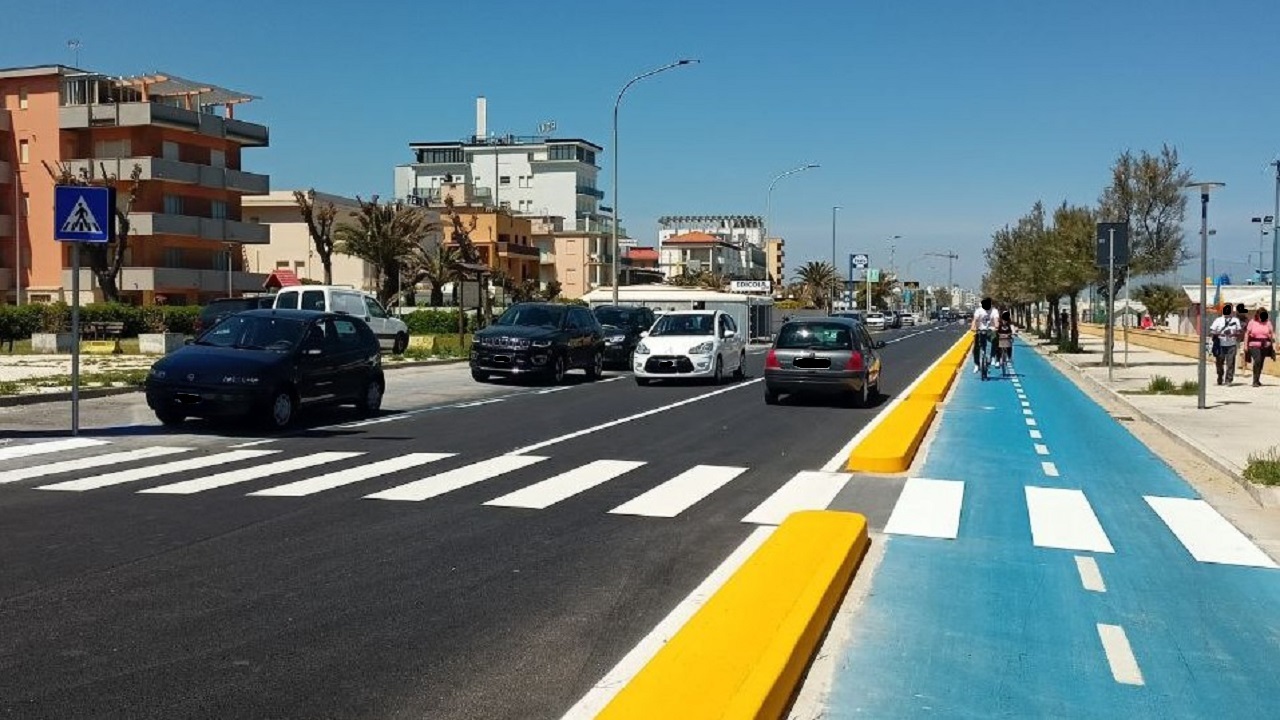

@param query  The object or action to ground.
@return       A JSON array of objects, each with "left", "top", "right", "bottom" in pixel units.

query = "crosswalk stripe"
[
  {"left": 0, "top": 437, "right": 110, "bottom": 461},
  {"left": 609, "top": 465, "right": 747, "bottom": 518},
  {"left": 1144, "top": 496, "right": 1278, "bottom": 569},
  {"left": 141, "top": 452, "right": 365, "bottom": 495},
  {"left": 740, "top": 470, "right": 850, "bottom": 525},
  {"left": 365, "top": 455, "right": 548, "bottom": 502},
  {"left": 251, "top": 453, "right": 453, "bottom": 497},
  {"left": 884, "top": 478, "right": 965, "bottom": 539},
  {"left": 1025, "top": 486, "right": 1114, "bottom": 553},
  {"left": 0, "top": 446, "right": 190, "bottom": 485},
  {"left": 485, "top": 459, "right": 646, "bottom": 510},
  {"left": 37, "top": 450, "right": 278, "bottom": 492}
]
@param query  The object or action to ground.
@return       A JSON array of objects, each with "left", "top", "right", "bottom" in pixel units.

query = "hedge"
[
  {"left": 402, "top": 309, "right": 471, "bottom": 335},
  {"left": 0, "top": 303, "right": 202, "bottom": 338}
]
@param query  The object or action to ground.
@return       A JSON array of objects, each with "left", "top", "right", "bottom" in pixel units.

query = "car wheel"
[
  {"left": 855, "top": 379, "right": 871, "bottom": 407},
  {"left": 471, "top": 369, "right": 489, "bottom": 383},
  {"left": 733, "top": 352, "right": 746, "bottom": 380},
  {"left": 357, "top": 376, "right": 384, "bottom": 415},
  {"left": 548, "top": 355, "right": 566, "bottom": 385},
  {"left": 392, "top": 333, "right": 409, "bottom": 355},
  {"left": 155, "top": 409, "right": 185, "bottom": 427},
  {"left": 266, "top": 388, "right": 296, "bottom": 429},
  {"left": 635, "top": 377, "right": 651, "bottom": 386},
  {"left": 586, "top": 351, "right": 603, "bottom": 381},
  {"left": 764, "top": 388, "right": 780, "bottom": 405},
  {"left": 711, "top": 355, "right": 724, "bottom": 385}
]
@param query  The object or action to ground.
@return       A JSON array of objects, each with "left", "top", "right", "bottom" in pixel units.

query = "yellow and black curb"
[
  {"left": 845, "top": 333, "right": 972, "bottom": 473},
  {"left": 597, "top": 511, "right": 869, "bottom": 720}
]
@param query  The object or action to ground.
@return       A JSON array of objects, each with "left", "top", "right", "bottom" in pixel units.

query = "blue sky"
[{"left": 7, "top": 0, "right": 1280, "bottom": 288}]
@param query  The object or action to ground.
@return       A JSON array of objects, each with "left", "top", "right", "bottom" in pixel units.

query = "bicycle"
[
  {"left": 997, "top": 333, "right": 1013, "bottom": 377},
  {"left": 977, "top": 329, "right": 994, "bottom": 381}
]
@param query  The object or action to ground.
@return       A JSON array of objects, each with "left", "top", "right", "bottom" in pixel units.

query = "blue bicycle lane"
[{"left": 825, "top": 339, "right": 1280, "bottom": 719}]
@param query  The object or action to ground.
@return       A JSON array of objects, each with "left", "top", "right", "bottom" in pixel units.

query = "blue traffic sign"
[{"left": 54, "top": 185, "right": 115, "bottom": 243}]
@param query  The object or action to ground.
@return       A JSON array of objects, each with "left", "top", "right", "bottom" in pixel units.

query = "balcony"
[
  {"left": 0, "top": 268, "right": 10, "bottom": 291},
  {"left": 495, "top": 242, "right": 541, "bottom": 259},
  {"left": 64, "top": 266, "right": 270, "bottom": 294},
  {"left": 576, "top": 185, "right": 605, "bottom": 199},
  {"left": 539, "top": 250, "right": 556, "bottom": 266},
  {"left": 62, "top": 157, "right": 269, "bottom": 194},
  {"left": 0, "top": 159, "right": 10, "bottom": 184},
  {"left": 412, "top": 184, "right": 494, "bottom": 207},
  {"left": 226, "top": 168, "right": 270, "bottom": 194},
  {"left": 60, "top": 102, "right": 269, "bottom": 147},
  {"left": 0, "top": 112, "right": 10, "bottom": 131},
  {"left": 0, "top": 213, "right": 12, "bottom": 238},
  {"left": 128, "top": 213, "right": 269, "bottom": 244}
]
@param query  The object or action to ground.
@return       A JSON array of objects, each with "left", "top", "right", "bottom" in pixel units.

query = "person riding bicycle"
[
  {"left": 995, "top": 309, "right": 1015, "bottom": 367},
  {"left": 971, "top": 297, "right": 999, "bottom": 373}
]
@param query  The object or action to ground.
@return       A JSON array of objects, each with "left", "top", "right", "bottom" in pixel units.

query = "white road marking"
[
  {"left": 609, "top": 465, "right": 747, "bottom": 518},
  {"left": 337, "top": 415, "right": 410, "bottom": 428},
  {"left": 741, "top": 470, "right": 850, "bottom": 525},
  {"left": 485, "top": 459, "right": 646, "bottom": 510},
  {"left": 229, "top": 439, "right": 278, "bottom": 448},
  {"left": 1041, "top": 461, "right": 1059, "bottom": 477},
  {"left": 1075, "top": 556, "right": 1107, "bottom": 592},
  {"left": 537, "top": 386, "right": 573, "bottom": 395},
  {"left": 1022, "top": 409, "right": 1034, "bottom": 416},
  {"left": 1097, "top": 624, "right": 1144, "bottom": 685},
  {"left": 884, "top": 478, "right": 965, "bottom": 539},
  {"left": 1025, "top": 486, "right": 1114, "bottom": 553},
  {"left": 455, "top": 399, "right": 503, "bottom": 408},
  {"left": 560, "top": 526, "right": 775, "bottom": 719},
  {"left": 0, "top": 437, "right": 109, "bottom": 461},
  {"left": 365, "top": 454, "right": 548, "bottom": 502},
  {"left": 1029, "top": 430, "right": 1042, "bottom": 439},
  {"left": 251, "top": 453, "right": 453, "bottom": 497},
  {"left": 1034, "top": 444, "right": 1050, "bottom": 456},
  {"left": 0, "top": 446, "right": 190, "bottom": 485},
  {"left": 508, "top": 380, "right": 762, "bottom": 456},
  {"left": 38, "top": 450, "right": 278, "bottom": 492},
  {"left": 1144, "top": 496, "right": 1278, "bottom": 569},
  {"left": 141, "top": 452, "right": 363, "bottom": 495},
  {"left": 1026, "top": 418, "right": 1037, "bottom": 427},
  {"left": 1021, "top": 400, "right": 1031, "bottom": 408}
]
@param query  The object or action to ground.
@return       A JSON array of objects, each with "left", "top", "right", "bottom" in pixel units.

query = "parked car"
[
  {"left": 633, "top": 310, "right": 747, "bottom": 385},
  {"left": 273, "top": 285, "right": 410, "bottom": 354},
  {"left": 194, "top": 296, "right": 276, "bottom": 335},
  {"left": 901, "top": 312, "right": 916, "bottom": 327},
  {"left": 470, "top": 302, "right": 605, "bottom": 384},
  {"left": 832, "top": 311, "right": 864, "bottom": 324},
  {"left": 145, "top": 309, "right": 385, "bottom": 429},
  {"left": 593, "top": 305, "right": 657, "bottom": 369},
  {"left": 764, "top": 317, "right": 884, "bottom": 406},
  {"left": 888, "top": 311, "right": 903, "bottom": 329},
  {"left": 865, "top": 312, "right": 886, "bottom": 330}
]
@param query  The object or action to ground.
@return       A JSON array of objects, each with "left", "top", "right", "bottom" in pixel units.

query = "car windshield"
[
  {"left": 595, "top": 308, "right": 644, "bottom": 328},
  {"left": 648, "top": 314, "right": 714, "bottom": 336},
  {"left": 195, "top": 315, "right": 306, "bottom": 352},
  {"left": 494, "top": 305, "right": 565, "bottom": 329},
  {"left": 776, "top": 323, "right": 855, "bottom": 351}
]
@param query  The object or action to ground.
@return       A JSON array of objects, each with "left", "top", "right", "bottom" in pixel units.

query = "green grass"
[
  {"left": 1120, "top": 375, "right": 1200, "bottom": 396},
  {"left": 1244, "top": 447, "right": 1280, "bottom": 487},
  {"left": 2, "top": 338, "right": 144, "bottom": 355},
  {"left": 0, "top": 368, "right": 149, "bottom": 396}
]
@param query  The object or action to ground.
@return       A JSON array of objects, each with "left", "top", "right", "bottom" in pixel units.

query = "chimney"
[{"left": 476, "top": 96, "right": 487, "bottom": 140}]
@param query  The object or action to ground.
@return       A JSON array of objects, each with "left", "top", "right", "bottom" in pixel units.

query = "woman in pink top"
[{"left": 1245, "top": 309, "right": 1275, "bottom": 387}]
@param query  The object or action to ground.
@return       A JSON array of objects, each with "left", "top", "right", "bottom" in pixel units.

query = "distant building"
[
  {"left": 657, "top": 215, "right": 767, "bottom": 281},
  {"left": 0, "top": 65, "right": 270, "bottom": 305},
  {"left": 241, "top": 191, "right": 383, "bottom": 292},
  {"left": 659, "top": 231, "right": 744, "bottom": 280},
  {"left": 765, "top": 237, "right": 785, "bottom": 290},
  {"left": 528, "top": 215, "right": 616, "bottom": 299},
  {"left": 443, "top": 201, "right": 540, "bottom": 285}
]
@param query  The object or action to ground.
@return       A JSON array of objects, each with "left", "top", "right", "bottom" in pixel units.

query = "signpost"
[
  {"left": 728, "top": 279, "right": 771, "bottom": 294},
  {"left": 850, "top": 253, "right": 870, "bottom": 314},
  {"left": 1095, "top": 222, "right": 1129, "bottom": 381},
  {"left": 54, "top": 185, "right": 115, "bottom": 437}
]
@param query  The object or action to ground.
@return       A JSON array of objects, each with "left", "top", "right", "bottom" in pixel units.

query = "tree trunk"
[
  {"left": 322, "top": 255, "right": 333, "bottom": 285},
  {"left": 1069, "top": 292, "right": 1080, "bottom": 348},
  {"left": 430, "top": 286, "right": 444, "bottom": 307}
]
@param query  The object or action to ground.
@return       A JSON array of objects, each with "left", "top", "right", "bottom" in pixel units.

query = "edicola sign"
[{"left": 729, "top": 280, "right": 771, "bottom": 294}]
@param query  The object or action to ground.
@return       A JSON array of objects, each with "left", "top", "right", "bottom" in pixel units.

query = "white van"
[{"left": 273, "top": 286, "right": 410, "bottom": 353}]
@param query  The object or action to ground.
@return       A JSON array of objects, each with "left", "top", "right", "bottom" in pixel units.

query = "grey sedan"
[{"left": 763, "top": 318, "right": 884, "bottom": 406}]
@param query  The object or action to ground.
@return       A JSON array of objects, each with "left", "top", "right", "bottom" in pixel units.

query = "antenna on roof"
[{"left": 66, "top": 39, "right": 82, "bottom": 67}]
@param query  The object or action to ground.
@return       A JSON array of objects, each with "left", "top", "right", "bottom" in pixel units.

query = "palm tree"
[
  {"left": 795, "top": 261, "right": 840, "bottom": 310},
  {"left": 415, "top": 243, "right": 461, "bottom": 307},
  {"left": 334, "top": 196, "right": 434, "bottom": 305}
]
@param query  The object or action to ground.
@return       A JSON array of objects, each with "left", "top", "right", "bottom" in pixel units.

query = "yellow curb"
[
  {"left": 845, "top": 397, "right": 938, "bottom": 473},
  {"left": 911, "top": 366, "right": 956, "bottom": 403},
  {"left": 598, "top": 511, "right": 869, "bottom": 720}
]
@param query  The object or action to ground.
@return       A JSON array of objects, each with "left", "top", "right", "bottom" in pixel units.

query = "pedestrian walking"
[
  {"left": 1237, "top": 303, "right": 1251, "bottom": 374},
  {"left": 1209, "top": 303, "right": 1242, "bottom": 385},
  {"left": 1244, "top": 309, "right": 1276, "bottom": 387}
]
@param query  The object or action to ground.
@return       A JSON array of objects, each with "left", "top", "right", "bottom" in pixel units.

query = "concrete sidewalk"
[{"left": 1038, "top": 332, "right": 1280, "bottom": 511}]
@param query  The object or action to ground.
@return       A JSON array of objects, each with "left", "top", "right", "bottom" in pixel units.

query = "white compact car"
[
  {"left": 273, "top": 285, "right": 410, "bottom": 353},
  {"left": 864, "top": 312, "right": 886, "bottom": 331},
  {"left": 633, "top": 310, "right": 747, "bottom": 385}
]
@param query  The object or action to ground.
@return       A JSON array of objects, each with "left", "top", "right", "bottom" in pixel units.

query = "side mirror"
[
  {"left": 723, "top": 330, "right": 737, "bottom": 338},
  {"left": 876, "top": 340, "right": 887, "bottom": 349},
  {"left": 640, "top": 331, "right": 649, "bottom": 338}
]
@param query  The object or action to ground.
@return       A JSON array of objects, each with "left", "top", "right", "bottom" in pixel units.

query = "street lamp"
[
  {"left": 765, "top": 163, "right": 820, "bottom": 241},
  {"left": 1185, "top": 181, "right": 1225, "bottom": 410},
  {"left": 1251, "top": 215, "right": 1273, "bottom": 281},
  {"left": 611, "top": 59, "right": 699, "bottom": 306},
  {"left": 831, "top": 206, "right": 841, "bottom": 314},
  {"left": 885, "top": 235, "right": 901, "bottom": 309}
]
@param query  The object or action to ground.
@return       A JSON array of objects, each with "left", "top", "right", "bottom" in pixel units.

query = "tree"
[
  {"left": 415, "top": 242, "right": 461, "bottom": 307},
  {"left": 1133, "top": 283, "right": 1188, "bottom": 324},
  {"left": 1046, "top": 202, "right": 1097, "bottom": 349},
  {"left": 293, "top": 189, "right": 338, "bottom": 285},
  {"left": 333, "top": 196, "right": 434, "bottom": 305},
  {"left": 43, "top": 161, "right": 143, "bottom": 303},
  {"left": 542, "top": 280, "right": 563, "bottom": 302},
  {"left": 932, "top": 287, "right": 952, "bottom": 311},
  {"left": 1098, "top": 145, "right": 1192, "bottom": 290},
  {"left": 795, "top": 261, "right": 841, "bottom": 310}
]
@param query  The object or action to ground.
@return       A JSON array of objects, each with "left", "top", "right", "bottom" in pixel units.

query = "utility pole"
[
  {"left": 927, "top": 251, "right": 959, "bottom": 308},
  {"left": 1272, "top": 160, "right": 1280, "bottom": 320}
]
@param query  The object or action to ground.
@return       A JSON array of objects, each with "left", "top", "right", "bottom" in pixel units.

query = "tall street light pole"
[
  {"left": 1251, "top": 215, "right": 1273, "bottom": 281},
  {"left": 765, "top": 163, "right": 820, "bottom": 241},
  {"left": 611, "top": 59, "right": 698, "bottom": 306},
  {"left": 1185, "top": 181, "right": 1225, "bottom": 410},
  {"left": 926, "top": 251, "right": 959, "bottom": 308},
  {"left": 831, "top": 206, "right": 841, "bottom": 315},
  {"left": 885, "top": 235, "right": 901, "bottom": 309},
  {"left": 1272, "top": 160, "right": 1280, "bottom": 320}
]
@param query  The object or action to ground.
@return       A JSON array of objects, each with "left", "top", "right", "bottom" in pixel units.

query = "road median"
[{"left": 597, "top": 511, "right": 868, "bottom": 720}]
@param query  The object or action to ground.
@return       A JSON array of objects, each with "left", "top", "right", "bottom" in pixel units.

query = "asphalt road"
[{"left": 0, "top": 322, "right": 963, "bottom": 720}]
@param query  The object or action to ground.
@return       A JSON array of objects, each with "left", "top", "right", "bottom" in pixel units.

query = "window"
[
  {"left": 211, "top": 200, "right": 228, "bottom": 219},
  {"left": 364, "top": 296, "right": 388, "bottom": 319},
  {"left": 164, "top": 195, "right": 184, "bottom": 215},
  {"left": 162, "top": 141, "right": 180, "bottom": 161},
  {"left": 416, "top": 148, "right": 464, "bottom": 164},
  {"left": 163, "top": 248, "right": 184, "bottom": 268},
  {"left": 210, "top": 149, "right": 225, "bottom": 168},
  {"left": 275, "top": 292, "right": 299, "bottom": 309},
  {"left": 775, "top": 322, "right": 854, "bottom": 351},
  {"left": 300, "top": 290, "right": 326, "bottom": 311},
  {"left": 276, "top": 260, "right": 291, "bottom": 269},
  {"left": 333, "top": 318, "right": 362, "bottom": 349},
  {"left": 499, "top": 175, "right": 511, "bottom": 186},
  {"left": 518, "top": 175, "right": 532, "bottom": 189},
  {"left": 294, "top": 261, "right": 305, "bottom": 271},
  {"left": 18, "top": 140, "right": 28, "bottom": 164},
  {"left": 18, "top": 87, "right": 28, "bottom": 110}
]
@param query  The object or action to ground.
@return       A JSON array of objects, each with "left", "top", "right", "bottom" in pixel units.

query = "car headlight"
[
  {"left": 607, "top": 334, "right": 626, "bottom": 344},
  {"left": 635, "top": 342, "right": 651, "bottom": 355},
  {"left": 531, "top": 339, "right": 553, "bottom": 348},
  {"left": 689, "top": 341, "right": 714, "bottom": 355},
  {"left": 221, "top": 375, "right": 261, "bottom": 385}
]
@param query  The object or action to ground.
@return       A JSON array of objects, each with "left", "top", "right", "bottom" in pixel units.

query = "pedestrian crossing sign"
[{"left": 54, "top": 185, "right": 115, "bottom": 243}]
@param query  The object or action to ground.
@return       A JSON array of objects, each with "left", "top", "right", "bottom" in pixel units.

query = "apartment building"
[
  {"left": 241, "top": 190, "right": 385, "bottom": 292},
  {"left": 659, "top": 231, "right": 745, "bottom": 280},
  {"left": 657, "top": 215, "right": 767, "bottom": 281},
  {"left": 439, "top": 191, "right": 540, "bottom": 285},
  {"left": 0, "top": 103, "right": 14, "bottom": 297},
  {"left": 0, "top": 65, "right": 270, "bottom": 305},
  {"left": 528, "top": 215, "right": 622, "bottom": 299},
  {"left": 765, "top": 237, "right": 785, "bottom": 288}
]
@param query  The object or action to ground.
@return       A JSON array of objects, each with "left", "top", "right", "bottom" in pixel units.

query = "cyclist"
[
  {"left": 995, "top": 309, "right": 1015, "bottom": 372},
  {"left": 971, "top": 297, "right": 999, "bottom": 374}
]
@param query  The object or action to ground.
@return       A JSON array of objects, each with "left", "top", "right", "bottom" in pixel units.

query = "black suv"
[
  {"left": 593, "top": 305, "right": 656, "bottom": 369},
  {"left": 195, "top": 296, "right": 276, "bottom": 334},
  {"left": 470, "top": 303, "right": 605, "bottom": 384}
]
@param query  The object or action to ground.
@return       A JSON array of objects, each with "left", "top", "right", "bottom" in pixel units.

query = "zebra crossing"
[{"left": 2, "top": 437, "right": 1277, "bottom": 569}]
